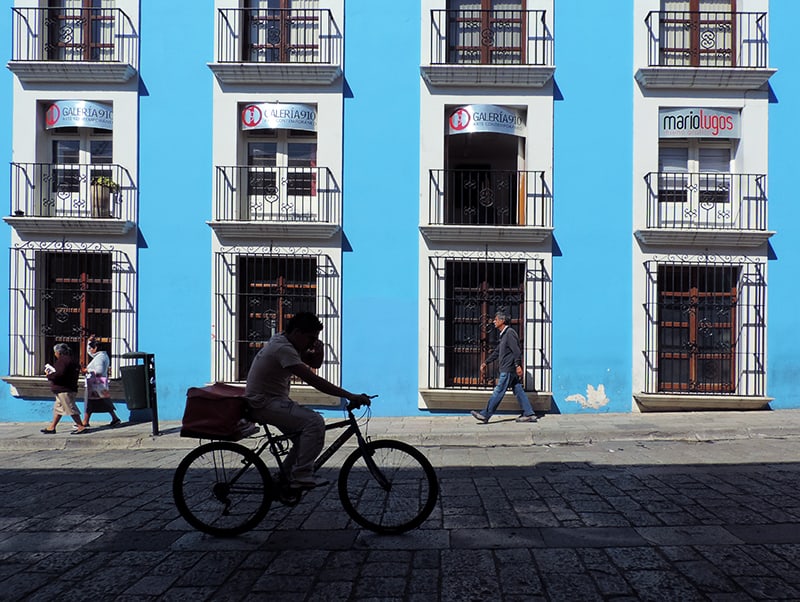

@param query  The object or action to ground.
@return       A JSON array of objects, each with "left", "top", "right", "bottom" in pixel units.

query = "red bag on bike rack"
[{"left": 181, "top": 383, "right": 248, "bottom": 441}]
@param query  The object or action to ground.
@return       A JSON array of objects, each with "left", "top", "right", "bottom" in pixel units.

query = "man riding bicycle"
[{"left": 244, "top": 312, "right": 371, "bottom": 491}]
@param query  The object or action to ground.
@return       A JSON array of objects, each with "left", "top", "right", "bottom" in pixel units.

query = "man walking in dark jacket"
[{"left": 471, "top": 311, "right": 537, "bottom": 424}]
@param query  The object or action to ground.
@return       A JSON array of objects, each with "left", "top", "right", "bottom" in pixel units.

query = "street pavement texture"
[{"left": 3, "top": 410, "right": 800, "bottom": 600}]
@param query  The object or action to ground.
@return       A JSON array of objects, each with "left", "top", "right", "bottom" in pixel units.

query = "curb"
[{"left": 3, "top": 411, "right": 800, "bottom": 452}]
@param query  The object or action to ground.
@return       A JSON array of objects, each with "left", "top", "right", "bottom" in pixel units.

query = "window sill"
[
  {"left": 419, "top": 388, "right": 551, "bottom": 412},
  {"left": 3, "top": 376, "right": 125, "bottom": 400},
  {"left": 634, "top": 228, "right": 774, "bottom": 248},
  {"left": 635, "top": 66, "right": 775, "bottom": 90},
  {"left": 634, "top": 392, "right": 773, "bottom": 412},
  {"left": 208, "top": 384, "right": 343, "bottom": 409},
  {"left": 421, "top": 64, "right": 554, "bottom": 88},
  {"left": 4, "top": 216, "right": 136, "bottom": 236},
  {"left": 420, "top": 224, "right": 553, "bottom": 244},
  {"left": 208, "top": 62, "right": 342, "bottom": 85},
  {"left": 7, "top": 60, "right": 137, "bottom": 83},
  {"left": 207, "top": 220, "right": 341, "bottom": 240}
]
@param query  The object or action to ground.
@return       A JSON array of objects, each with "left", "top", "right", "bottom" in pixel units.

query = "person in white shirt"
[{"left": 244, "top": 312, "right": 370, "bottom": 490}]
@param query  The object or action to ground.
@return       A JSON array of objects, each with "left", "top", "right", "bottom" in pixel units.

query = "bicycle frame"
[{"left": 243, "top": 405, "right": 391, "bottom": 491}]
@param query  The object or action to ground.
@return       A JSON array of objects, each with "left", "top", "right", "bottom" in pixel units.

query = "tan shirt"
[{"left": 244, "top": 332, "right": 303, "bottom": 408}]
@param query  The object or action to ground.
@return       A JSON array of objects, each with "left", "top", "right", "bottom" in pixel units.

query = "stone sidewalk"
[{"left": 3, "top": 408, "right": 800, "bottom": 451}]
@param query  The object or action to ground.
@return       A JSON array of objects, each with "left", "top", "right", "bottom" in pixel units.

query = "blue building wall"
[
  {"left": 765, "top": 0, "right": 800, "bottom": 409},
  {"left": 551, "top": 0, "right": 633, "bottom": 413},
  {"left": 340, "top": 1, "right": 422, "bottom": 416},
  {"left": 0, "top": 1, "right": 797, "bottom": 422},
  {"left": 135, "top": 1, "right": 213, "bottom": 409}
]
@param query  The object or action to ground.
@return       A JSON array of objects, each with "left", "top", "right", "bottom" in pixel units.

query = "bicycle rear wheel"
[
  {"left": 173, "top": 441, "right": 272, "bottom": 537},
  {"left": 338, "top": 439, "right": 439, "bottom": 534}
]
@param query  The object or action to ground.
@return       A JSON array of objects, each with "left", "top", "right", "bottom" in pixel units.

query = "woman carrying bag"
[{"left": 82, "top": 337, "right": 122, "bottom": 428}]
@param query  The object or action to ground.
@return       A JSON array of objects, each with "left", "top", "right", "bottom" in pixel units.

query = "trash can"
[{"left": 121, "top": 352, "right": 159, "bottom": 436}]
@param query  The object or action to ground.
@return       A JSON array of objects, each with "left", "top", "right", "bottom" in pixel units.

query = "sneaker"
[
  {"left": 236, "top": 420, "right": 260, "bottom": 438},
  {"left": 289, "top": 474, "right": 330, "bottom": 490},
  {"left": 470, "top": 410, "right": 488, "bottom": 424},
  {"left": 515, "top": 414, "right": 538, "bottom": 423}
]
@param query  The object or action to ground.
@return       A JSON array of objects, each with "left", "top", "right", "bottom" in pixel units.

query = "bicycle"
[{"left": 172, "top": 395, "right": 439, "bottom": 538}]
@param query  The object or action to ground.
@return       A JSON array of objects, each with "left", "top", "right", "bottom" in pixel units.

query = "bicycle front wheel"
[
  {"left": 173, "top": 441, "right": 272, "bottom": 537},
  {"left": 338, "top": 439, "right": 439, "bottom": 534}
]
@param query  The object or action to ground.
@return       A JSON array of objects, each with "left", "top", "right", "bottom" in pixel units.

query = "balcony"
[
  {"left": 421, "top": 9, "right": 554, "bottom": 88},
  {"left": 208, "top": 7, "right": 342, "bottom": 85},
  {"left": 636, "top": 172, "right": 773, "bottom": 247},
  {"left": 4, "top": 163, "right": 136, "bottom": 236},
  {"left": 421, "top": 169, "right": 552, "bottom": 243},
  {"left": 7, "top": 7, "right": 138, "bottom": 83},
  {"left": 635, "top": 11, "right": 775, "bottom": 90},
  {"left": 208, "top": 165, "right": 341, "bottom": 240}
]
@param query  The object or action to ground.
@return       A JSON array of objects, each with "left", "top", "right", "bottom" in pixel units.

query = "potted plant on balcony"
[{"left": 90, "top": 175, "right": 119, "bottom": 218}]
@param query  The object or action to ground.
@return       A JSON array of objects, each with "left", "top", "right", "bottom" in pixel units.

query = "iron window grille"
[
  {"left": 213, "top": 249, "right": 341, "bottom": 384},
  {"left": 428, "top": 255, "right": 552, "bottom": 393},
  {"left": 8, "top": 242, "right": 137, "bottom": 378},
  {"left": 642, "top": 258, "right": 766, "bottom": 396}
]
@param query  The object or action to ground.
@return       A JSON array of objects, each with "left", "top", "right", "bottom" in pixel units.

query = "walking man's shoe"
[
  {"left": 470, "top": 410, "right": 488, "bottom": 424},
  {"left": 515, "top": 414, "right": 538, "bottom": 423}
]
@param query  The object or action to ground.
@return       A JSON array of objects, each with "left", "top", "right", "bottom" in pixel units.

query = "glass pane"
[
  {"left": 53, "top": 139, "right": 80, "bottom": 164},
  {"left": 287, "top": 142, "right": 316, "bottom": 167},
  {"left": 659, "top": 146, "right": 688, "bottom": 173},
  {"left": 248, "top": 142, "right": 277, "bottom": 166},
  {"left": 659, "top": 357, "right": 689, "bottom": 384},
  {"left": 42, "top": 251, "right": 112, "bottom": 367},
  {"left": 90, "top": 139, "right": 113, "bottom": 164},
  {"left": 444, "top": 260, "right": 525, "bottom": 387},
  {"left": 237, "top": 256, "right": 317, "bottom": 380},
  {"left": 659, "top": 325, "right": 688, "bottom": 352},
  {"left": 699, "top": 147, "right": 730, "bottom": 173}
]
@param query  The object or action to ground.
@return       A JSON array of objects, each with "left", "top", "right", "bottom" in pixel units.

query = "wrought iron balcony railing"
[
  {"left": 429, "top": 169, "right": 550, "bottom": 228},
  {"left": 216, "top": 7, "right": 340, "bottom": 65},
  {"left": 10, "top": 163, "right": 136, "bottom": 222},
  {"left": 644, "top": 172, "right": 766, "bottom": 231},
  {"left": 214, "top": 165, "right": 340, "bottom": 224},
  {"left": 430, "top": 9, "right": 552, "bottom": 66},
  {"left": 645, "top": 11, "right": 768, "bottom": 68},
  {"left": 10, "top": 6, "right": 138, "bottom": 68}
]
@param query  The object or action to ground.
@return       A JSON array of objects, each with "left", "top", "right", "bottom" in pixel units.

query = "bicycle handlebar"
[{"left": 347, "top": 394, "right": 378, "bottom": 411}]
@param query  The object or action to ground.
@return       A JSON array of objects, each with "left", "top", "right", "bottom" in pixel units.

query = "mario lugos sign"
[
  {"left": 241, "top": 103, "right": 317, "bottom": 132},
  {"left": 659, "top": 107, "right": 740, "bottom": 138},
  {"left": 45, "top": 100, "right": 113, "bottom": 130},
  {"left": 448, "top": 104, "right": 526, "bottom": 137}
]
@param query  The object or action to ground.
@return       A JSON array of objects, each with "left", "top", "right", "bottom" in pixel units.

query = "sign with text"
[
  {"left": 241, "top": 103, "right": 317, "bottom": 132},
  {"left": 45, "top": 100, "right": 113, "bottom": 130},
  {"left": 659, "top": 107, "right": 740, "bottom": 138},
  {"left": 447, "top": 104, "right": 526, "bottom": 137}
]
